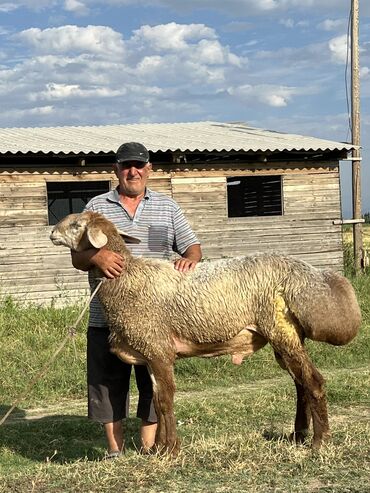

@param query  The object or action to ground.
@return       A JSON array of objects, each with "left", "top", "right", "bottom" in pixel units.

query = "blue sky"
[{"left": 0, "top": 0, "right": 369, "bottom": 216}]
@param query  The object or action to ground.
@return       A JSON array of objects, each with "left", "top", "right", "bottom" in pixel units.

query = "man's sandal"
[{"left": 102, "top": 450, "right": 123, "bottom": 460}]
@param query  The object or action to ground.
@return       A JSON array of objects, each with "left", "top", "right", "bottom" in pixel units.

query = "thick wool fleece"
[{"left": 77, "top": 214, "right": 361, "bottom": 363}]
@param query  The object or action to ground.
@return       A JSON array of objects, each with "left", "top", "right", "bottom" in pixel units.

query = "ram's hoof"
[
  {"left": 170, "top": 438, "right": 181, "bottom": 457},
  {"left": 311, "top": 431, "right": 331, "bottom": 451},
  {"left": 140, "top": 446, "right": 156, "bottom": 455},
  {"left": 289, "top": 430, "right": 309, "bottom": 445},
  {"left": 154, "top": 438, "right": 181, "bottom": 457}
]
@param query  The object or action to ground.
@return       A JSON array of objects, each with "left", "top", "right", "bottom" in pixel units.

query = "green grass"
[
  {"left": 342, "top": 223, "right": 370, "bottom": 277},
  {"left": 0, "top": 296, "right": 87, "bottom": 405},
  {"left": 0, "top": 271, "right": 369, "bottom": 492}
]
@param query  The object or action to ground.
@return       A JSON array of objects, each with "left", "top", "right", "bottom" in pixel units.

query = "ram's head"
[{"left": 50, "top": 211, "right": 140, "bottom": 251}]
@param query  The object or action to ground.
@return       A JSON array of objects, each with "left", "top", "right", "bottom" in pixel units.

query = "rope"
[{"left": 0, "top": 279, "right": 104, "bottom": 426}]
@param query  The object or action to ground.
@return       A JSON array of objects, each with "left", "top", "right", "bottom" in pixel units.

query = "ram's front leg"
[
  {"left": 147, "top": 365, "right": 166, "bottom": 449},
  {"left": 147, "top": 360, "right": 180, "bottom": 456}
]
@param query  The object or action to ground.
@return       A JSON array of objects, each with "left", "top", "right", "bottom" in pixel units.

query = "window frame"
[
  {"left": 226, "top": 174, "right": 283, "bottom": 219},
  {"left": 47, "top": 180, "right": 111, "bottom": 225}
]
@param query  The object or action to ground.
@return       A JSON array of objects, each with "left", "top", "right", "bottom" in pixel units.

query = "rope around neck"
[{"left": 0, "top": 279, "right": 104, "bottom": 426}]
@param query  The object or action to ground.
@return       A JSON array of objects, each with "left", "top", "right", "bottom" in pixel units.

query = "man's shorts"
[{"left": 87, "top": 326, "right": 157, "bottom": 424}]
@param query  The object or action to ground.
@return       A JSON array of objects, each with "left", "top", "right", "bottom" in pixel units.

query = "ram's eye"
[{"left": 70, "top": 221, "right": 81, "bottom": 230}]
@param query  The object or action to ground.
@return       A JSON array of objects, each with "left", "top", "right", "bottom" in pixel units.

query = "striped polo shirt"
[{"left": 84, "top": 187, "right": 200, "bottom": 328}]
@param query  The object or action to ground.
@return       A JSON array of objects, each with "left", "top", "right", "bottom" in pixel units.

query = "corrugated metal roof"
[{"left": 0, "top": 121, "right": 355, "bottom": 155}]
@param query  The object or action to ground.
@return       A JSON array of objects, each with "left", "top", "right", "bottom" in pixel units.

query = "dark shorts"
[{"left": 87, "top": 326, "right": 157, "bottom": 424}]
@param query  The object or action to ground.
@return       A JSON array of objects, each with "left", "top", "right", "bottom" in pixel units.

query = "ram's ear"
[
  {"left": 87, "top": 225, "right": 108, "bottom": 248},
  {"left": 117, "top": 230, "right": 141, "bottom": 244}
]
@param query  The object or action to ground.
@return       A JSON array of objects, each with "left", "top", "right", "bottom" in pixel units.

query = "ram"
[{"left": 50, "top": 211, "right": 361, "bottom": 455}]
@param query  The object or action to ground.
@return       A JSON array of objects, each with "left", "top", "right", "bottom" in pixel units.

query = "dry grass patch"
[{"left": 1, "top": 368, "right": 369, "bottom": 493}]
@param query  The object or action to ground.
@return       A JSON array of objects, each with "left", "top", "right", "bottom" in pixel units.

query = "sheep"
[{"left": 50, "top": 211, "right": 361, "bottom": 455}]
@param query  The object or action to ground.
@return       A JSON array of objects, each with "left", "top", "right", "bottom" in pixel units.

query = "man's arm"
[
  {"left": 71, "top": 248, "right": 124, "bottom": 279},
  {"left": 174, "top": 243, "right": 202, "bottom": 273}
]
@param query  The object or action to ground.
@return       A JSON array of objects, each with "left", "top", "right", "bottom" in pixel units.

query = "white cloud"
[
  {"left": 131, "top": 23, "right": 217, "bottom": 53},
  {"left": 135, "top": 52, "right": 227, "bottom": 85},
  {"left": 297, "top": 20, "right": 309, "bottom": 28},
  {"left": 245, "top": 40, "right": 259, "bottom": 47},
  {"left": 69, "top": 1, "right": 282, "bottom": 16},
  {"left": 27, "top": 105, "right": 54, "bottom": 115},
  {"left": 0, "top": 0, "right": 59, "bottom": 11},
  {"left": 257, "top": 112, "right": 352, "bottom": 142},
  {"left": 280, "top": 18, "right": 295, "bottom": 29},
  {"left": 196, "top": 39, "right": 242, "bottom": 67},
  {"left": 54, "top": 0, "right": 368, "bottom": 17},
  {"left": 318, "top": 19, "right": 347, "bottom": 32},
  {"left": 64, "top": 0, "right": 89, "bottom": 15},
  {"left": 0, "top": 11, "right": 366, "bottom": 133},
  {"left": 0, "top": 21, "right": 247, "bottom": 127},
  {"left": 361, "top": 66, "right": 370, "bottom": 91},
  {"left": 14, "top": 25, "right": 125, "bottom": 58},
  {"left": 328, "top": 34, "right": 349, "bottom": 64},
  {"left": 228, "top": 84, "right": 298, "bottom": 107},
  {"left": 136, "top": 55, "right": 162, "bottom": 72},
  {"left": 129, "top": 23, "right": 244, "bottom": 85},
  {"left": 254, "top": 42, "right": 331, "bottom": 78},
  {"left": 222, "top": 21, "right": 252, "bottom": 33},
  {"left": 2, "top": 0, "right": 369, "bottom": 16},
  {"left": 0, "top": 26, "right": 12, "bottom": 35},
  {"left": 0, "top": 105, "right": 54, "bottom": 120},
  {"left": 0, "top": 2, "right": 19, "bottom": 12},
  {"left": 280, "top": 18, "right": 309, "bottom": 29},
  {"left": 30, "top": 82, "right": 124, "bottom": 101}
]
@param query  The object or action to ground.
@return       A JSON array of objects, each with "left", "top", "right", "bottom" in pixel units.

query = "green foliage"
[
  {"left": 0, "top": 297, "right": 88, "bottom": 406},
  {"left": 343, "top": 239, "right": 356, "bottom": 277}
]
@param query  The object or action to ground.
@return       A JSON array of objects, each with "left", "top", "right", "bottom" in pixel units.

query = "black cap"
[{"left": 116, "top": 142, "right": 149, "bottom": 163}]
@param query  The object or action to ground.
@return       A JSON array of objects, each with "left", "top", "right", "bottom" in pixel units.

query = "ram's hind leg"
[
  {"left": 267, "top": 297, "right": 329, "bottom": 449},
  {"left": 275, "top": 347, "right": 311, "bottom": 444},
  {"left": 292, "top": 380, "right": 311, "bottom": 443},
  {"left": 275, "top": 345, "right": 330, "bottom": 449},
  {"left": 147, "top": 360, "right": 180, "bottom": 456},
  {"left": 296, "top": 355, "right": 329, "bottom": 450}
]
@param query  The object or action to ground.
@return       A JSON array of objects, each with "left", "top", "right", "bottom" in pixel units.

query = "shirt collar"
[{"left": 107, "top": 187, "right": 151, "bottom": 203}]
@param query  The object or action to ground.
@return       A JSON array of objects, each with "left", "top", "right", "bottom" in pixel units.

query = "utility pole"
[{"left": 351, "top": 0, "right": 363, "bottom": 273}]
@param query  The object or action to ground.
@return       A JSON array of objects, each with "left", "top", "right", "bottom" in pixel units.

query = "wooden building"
[{"left": 0, "top": 121, "right": 354, "bottom": 305}]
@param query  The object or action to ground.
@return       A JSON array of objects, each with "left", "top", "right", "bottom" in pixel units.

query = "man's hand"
[
  {"left": 174, "top": 257, "right": 198, "bottom": 273},
  {"left": 174, "top": 244, "right": 202, "bottom": 273},
  {"left": 90, "top": 248, "right": 125, "bottom": 279},
  {"left": 71, "top": 248, "right": 124, "bottom": 278}
]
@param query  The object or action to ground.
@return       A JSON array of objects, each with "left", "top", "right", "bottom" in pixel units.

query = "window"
[
  {"left": 47, "top": 181, "right": 110, "bottom": 225},
  {"left": 227, "top": 175, "right": 282, "bottom": 218}
]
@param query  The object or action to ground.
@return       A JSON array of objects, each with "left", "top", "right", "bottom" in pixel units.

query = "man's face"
[{"left": 114, "top": 160, "right": 152, "bottom": 197}]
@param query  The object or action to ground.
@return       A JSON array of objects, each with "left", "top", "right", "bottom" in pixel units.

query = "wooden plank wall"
[
  {"left": 171, "top": 168, "right": 343, "bottom": 270},
  {"left": 171, "top": 176, "right": 227, "bottom": 259},
  {"left": 0, "top": 179, "right": 47, "bottom": 227},
  {"left": 0, "top": 165, "right": 344, "bottom": 306},
  {"left": 0, "top": 171, "right": 171, "bottom": 305},
  {"left": 0, "top": 224, "right": 89, "bottom": 305}
]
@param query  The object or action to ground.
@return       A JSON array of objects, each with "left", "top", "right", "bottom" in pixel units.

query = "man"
[{"left": 71, "top": 142, "right": 202, "bottom": 458}]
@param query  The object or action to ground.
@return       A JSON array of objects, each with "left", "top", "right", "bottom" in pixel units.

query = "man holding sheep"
[{"left": 71, "top": 142, "right": 202, "bottom": 459}]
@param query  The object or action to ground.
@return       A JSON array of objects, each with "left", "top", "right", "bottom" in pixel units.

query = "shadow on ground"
[
  {"left": 0, "top": 408, "right": 141, "bottom": 463},
  {"left": 0, "top": 405, "right": 26, "bottom": 423},
  {"left": 262, "top": 429, "right": 290, "bottom": 443}
]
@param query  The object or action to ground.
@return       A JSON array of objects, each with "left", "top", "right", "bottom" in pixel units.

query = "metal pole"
[{"left": 351, "top": 0, "right": 363, "bottom": 273}]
